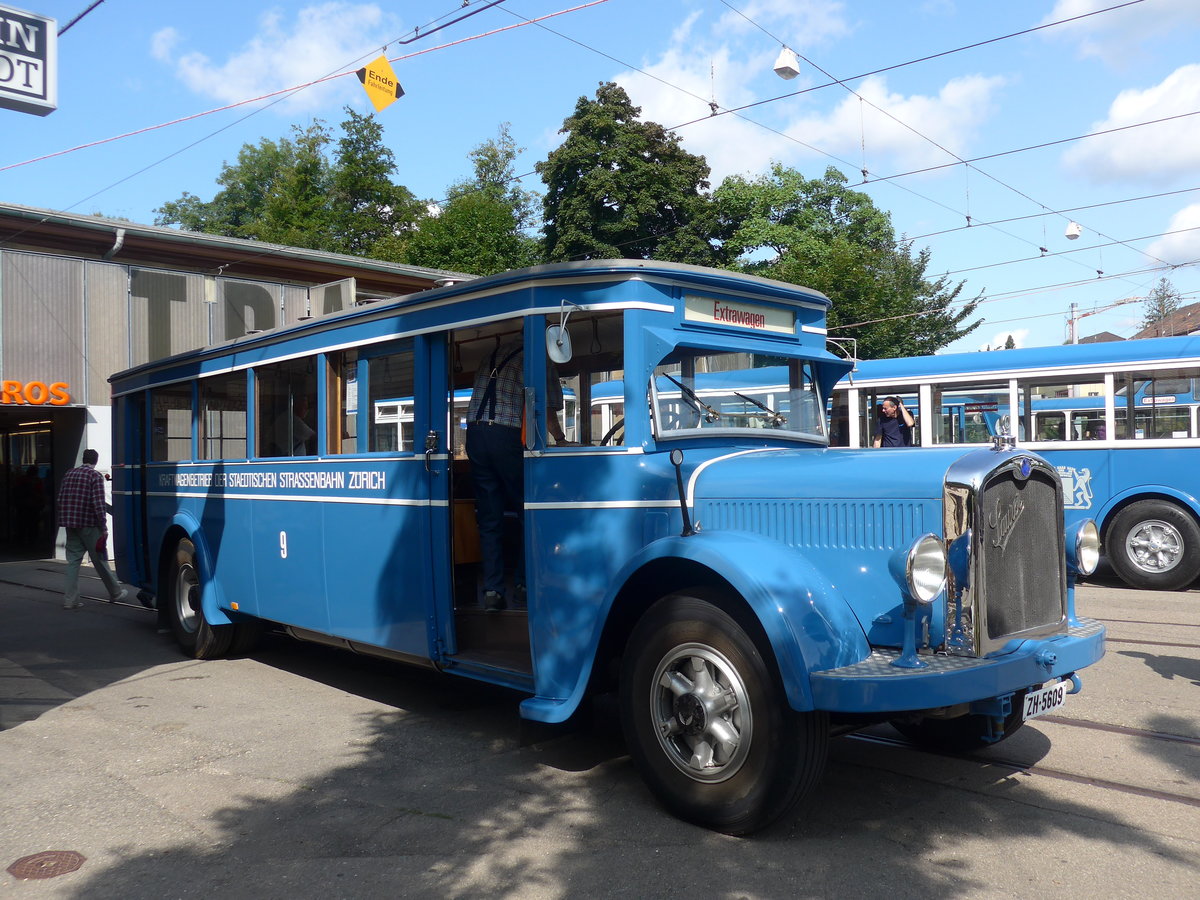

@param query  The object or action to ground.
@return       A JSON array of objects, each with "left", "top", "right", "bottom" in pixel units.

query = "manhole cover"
[{"left": 7, "top": 850, "right": 86, "bottom": 880}]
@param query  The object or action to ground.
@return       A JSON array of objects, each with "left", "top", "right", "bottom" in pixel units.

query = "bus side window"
[
  {"left": 256, "top": 358, "right": 318, "bottom": 457},
  {"left": 549, "top": 311, "right": 625, "bottom": 446},
  {"left": 327, "top": 350, "right": 358, "bottom": 454},
  {"left": 151, "top": 384, "right": 193, "bottom": 461},
  {"left": 199, "top": 372, "right": 247, "bottom": 460},
  {"left": 367, "top": 343, "right": 416, "bottom": 453}
]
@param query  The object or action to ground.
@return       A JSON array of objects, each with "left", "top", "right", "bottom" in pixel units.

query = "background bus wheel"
[
  {"left": 620, "top": 590, "right": 828, "bottom": 835},
  {"left": 1106, "top": 500, "right": 1200, "bottom": 591},
  {"left": 167, "top": 538, "right": 232, "bottom": 659},
  {"left": 890, "top": 692, "right": 1027, "bottom": 753}
]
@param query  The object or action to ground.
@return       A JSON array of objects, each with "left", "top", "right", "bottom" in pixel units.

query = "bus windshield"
[{"left": 651, "top": 350, "right": 826, "bottom": 441}]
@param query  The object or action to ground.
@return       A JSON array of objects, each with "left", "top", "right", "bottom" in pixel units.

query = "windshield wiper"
[
  {"left": 663, "top": 373, "right": 720, "bottom": 423},
  {"left": 733, "top": 390, "right": 787, "bottom": 427}
]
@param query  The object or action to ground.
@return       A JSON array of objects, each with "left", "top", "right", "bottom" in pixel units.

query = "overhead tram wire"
[
  {"left": 498, "top": 0, "right": 1168, "bottom": 285},
  {"left": 907, "top": 185, "right": 1200, "bottom": 243},
  {"left": 520, "top": 1, "right": 1193, "bottom": 311},
  {"left": 49, "top": 0, "right": 516, "bottom": 218},
  {"left": 829, "top": 257, "right": 1200, "bottom": 335},
  {"left": 714, "top": 0, "right": 1172, "bottom": 283},
  {"left": 0, "top": 0, "right": 609, "bottom": 267},
  {"left": 0, "top": 1, "right": 610, "bottom": 177},
  {"left": 57, "top": 0, "right": 106, "bottom": 36},
  {"left": 0, "top": 0, "right": 607, "bottom": 364},
  {"left": 941, "top": 225, "right": 1200, "bottom": 277},
  {"left": 487, "top": 2, "right": 1034, "bottom": 260}
]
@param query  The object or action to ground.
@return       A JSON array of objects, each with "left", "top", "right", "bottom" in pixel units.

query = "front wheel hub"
[{"left": 649, "top": 642, "right": 753, "bottom": 783}]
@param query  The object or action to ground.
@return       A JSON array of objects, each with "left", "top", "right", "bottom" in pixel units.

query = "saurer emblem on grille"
[{"left": 987, "top": 496, "right": 1025, "bottom": 551}]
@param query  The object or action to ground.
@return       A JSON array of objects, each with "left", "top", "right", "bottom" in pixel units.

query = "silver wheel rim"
[
  {"left": 649, "top": 642, "right": 752, "bottom": 783},
  {"left": 175, "top": 558, "right": 200, "bottom": 635},
  {"left": 1125, "top": 518, "right": 1184, "bottom": 574}
]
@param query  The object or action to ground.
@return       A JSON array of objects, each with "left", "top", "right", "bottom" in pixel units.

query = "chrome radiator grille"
[{"left": 945, "top": 452, "right": 1067, "bottom": 657}]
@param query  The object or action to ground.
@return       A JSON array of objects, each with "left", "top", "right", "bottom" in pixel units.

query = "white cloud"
[
  {"left": 979, "top": 328, "right": 1030, "bottom": 351},
  {"left": 1062, "top": 64, "right": 1200, "bottom": 183},
  {"left": 157, "top": 3, "right": 397, "bottom": 114},
  {"left": 782, "top": 73, "right": 1006, "bottom": 176},
  {"left": 1042, "top": 0, "right": 1200, "bottom": 64},
  {"left": 715, "top": 0, "right": 853, "bottom": 50},
  {"left": 151, "top": 27, "right": 179, "bottom": 61},
  {"left": 1144, "top": 203, "right": 1200, "bottom": 266},
  {"left": 615, "top": 3, "right": 1003, "bottom": 186}
]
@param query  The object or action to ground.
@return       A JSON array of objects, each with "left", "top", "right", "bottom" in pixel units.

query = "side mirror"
[{"left": 546, "top": 325, "right": 572, "bottom": 364}]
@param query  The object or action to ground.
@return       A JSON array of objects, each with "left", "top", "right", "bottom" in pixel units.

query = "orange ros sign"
[{"left": 1, "top": 380, "right": 70, "bottom": 405}]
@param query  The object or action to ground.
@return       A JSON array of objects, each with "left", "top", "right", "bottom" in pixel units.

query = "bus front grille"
[{"left": 945, "top": 452, "right": 1068, "bottom": 657}]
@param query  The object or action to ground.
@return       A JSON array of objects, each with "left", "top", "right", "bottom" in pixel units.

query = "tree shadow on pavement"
[{"left": 26, "top": 635, "right": 1195, "bottom": 900}]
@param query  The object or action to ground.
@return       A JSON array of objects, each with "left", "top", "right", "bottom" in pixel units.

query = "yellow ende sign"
[{"left": 356, "top": 55, "right": 403, "bottom": 113}]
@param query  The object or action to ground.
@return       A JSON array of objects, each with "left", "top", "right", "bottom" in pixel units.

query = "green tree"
[
  {"left": 156, "top": 110, "right": 420, "bottom": 256},
  {"left": 402, "top": 124, "right": 540, "bottom": 275},
  {"left": 535, "top": 82, "right": 718, "bottom": 264},
  {"left": 1140, "top": 277, "right": 1183, "bottom": 336},
  {"left": 713, "top": 165, "right": 981, "bottom": 358},
  {"left": 1004, "top": 334, "right": 1016, "bottom": 349},
  {"left": 156, "top": 130, "right": 311, "bottom": 239},
  {"left": 327, "top": 108, "right": 423, "bottom": 257}
]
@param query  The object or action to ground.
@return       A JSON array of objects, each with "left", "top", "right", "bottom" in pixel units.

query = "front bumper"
[{"left": 807, "top": 618, "right": 1105, "bottom": 713}]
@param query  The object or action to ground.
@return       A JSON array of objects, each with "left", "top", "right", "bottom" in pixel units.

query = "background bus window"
[
  {"left": 256, "top": 359, "right": 318, "bottom": 457},
  {"left": 546, "top": 310, "right": 625, "bottom": 446},
  {"left": 1116, "top": 368, "right": 1198, "bottom": 439},
  {"left": 199, "top": 372, "right": 247, "bottom": 460},
  {"left": 151, "top": 384, "right": 193, "bottom": 461},
  {"left": 1034, "top": 411, "right": 1065, "bottom": 441},
  {"left": 326, "top": 350, "right": 358, "bottom": 454},
  {"left": 1021, "top": 378, "right": 1105, "bottom": 441},
  {"left": 368, "top": 343, "right": 415, "bottom": 452},
  {"left": 856, "top": 387, "right": 919, "bottom": 446},
  {"left": 929, "top": 382, "right": 1012, "bottom": 444}
]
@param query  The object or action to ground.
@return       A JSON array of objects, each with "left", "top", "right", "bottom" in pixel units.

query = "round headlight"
[
  {"left": 907, "top": 534, "right": 947, "bottom": 603},
  {"left": 1073, "top": 519, "right": 1100, "bottom": 576}
]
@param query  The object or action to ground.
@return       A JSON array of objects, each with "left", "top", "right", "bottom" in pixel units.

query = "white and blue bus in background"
[
  {"left": 830, "top": 335, "right": 1200, "bottom": 591},
  {"left": 110, "top": 260, "right": 1104, "bottom": 834}
]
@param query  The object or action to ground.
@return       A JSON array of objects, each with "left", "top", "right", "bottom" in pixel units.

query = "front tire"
[
  {"left": 167, "top": 538, "right": 232, "bottom": 659},
  {"left": 1106, "top": 500, "right": 1200, "bottom": 591},
  {"left": 620, "top": 590, "right": 828, "bottom": 835}
]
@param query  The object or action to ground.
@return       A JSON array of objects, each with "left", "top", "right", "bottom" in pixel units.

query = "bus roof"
[
  {"left": 838, "top": 334, "right": 1200, "bottom": 386},
  {"left": 110, "top": 260, "right": 835, "bottom": 387}
]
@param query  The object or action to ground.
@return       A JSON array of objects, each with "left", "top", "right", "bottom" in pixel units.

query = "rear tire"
[
  {"left": 167, "top": 537, "right": 232, "bottom": 660},
  {"left": 1106, "top": 500, "right": 1200, "bottom": 591},
  {"left": 620, "top": 589, "right": 828, "bottom": 835}
]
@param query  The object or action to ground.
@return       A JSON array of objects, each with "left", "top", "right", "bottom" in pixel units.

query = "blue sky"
[{"left": 4, "top": 0, "right": 1200, "bottom": 353}]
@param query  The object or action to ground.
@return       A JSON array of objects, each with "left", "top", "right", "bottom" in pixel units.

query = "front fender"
[
  {"left": 164, "top": 514, "right": 235, "bottom": 628},
  {"left": 615, "top": 530, "right": 869, "bottom": 711},
  {"left": 1096, "top": 484, "right": 1200, "bottom": 530}
]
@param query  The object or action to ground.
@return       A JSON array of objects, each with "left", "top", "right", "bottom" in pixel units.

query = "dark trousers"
[{"left": 465, "top": 423, "right": 524, "bottom": 596}]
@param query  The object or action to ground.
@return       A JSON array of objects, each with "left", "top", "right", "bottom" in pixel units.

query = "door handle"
[{"left": 424, "top": 430, "right": 440, "bottom": 475}]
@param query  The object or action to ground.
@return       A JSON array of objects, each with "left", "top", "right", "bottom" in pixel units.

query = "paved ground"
[{"left": 0, "top": 559, "right": 1197, "bottom": 898}]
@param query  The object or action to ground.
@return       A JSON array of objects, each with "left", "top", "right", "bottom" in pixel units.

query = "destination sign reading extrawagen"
[{"left": 684, "top": 295, "right": 795, "bottom": 334}]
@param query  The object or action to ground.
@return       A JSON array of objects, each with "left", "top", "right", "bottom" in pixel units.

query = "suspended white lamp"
[
  {"left": 1065, "top": 221, "right": 1082, "bottom": 240},
  {"left": 773, "top": 46, "right": 801, "bottom": 80}
]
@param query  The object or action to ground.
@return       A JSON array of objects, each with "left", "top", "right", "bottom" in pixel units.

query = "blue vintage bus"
[
  {"left": 110, "top": 260, "right": 1105, "bottom": 834},
  {"left": 831, "top": 335, "right": 1200, "bottom": 591}
]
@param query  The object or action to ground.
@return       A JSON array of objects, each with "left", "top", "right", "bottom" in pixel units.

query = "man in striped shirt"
[{"left": 57, "top": 449, "right": 126, "bottom": 609}]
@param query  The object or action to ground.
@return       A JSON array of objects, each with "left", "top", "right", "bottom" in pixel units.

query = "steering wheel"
[{"left": 599, "top": 418, "right": 625, "bottom": 446}]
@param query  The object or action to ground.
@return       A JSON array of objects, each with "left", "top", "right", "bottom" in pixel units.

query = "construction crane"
[{"left": 1066, "top": 296, "right": 1142, "bottom": 344}]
